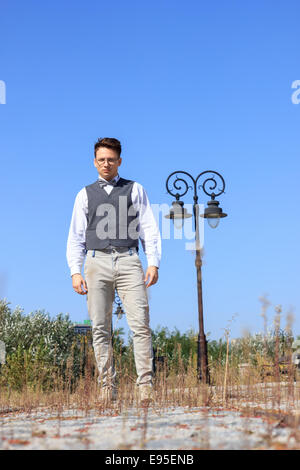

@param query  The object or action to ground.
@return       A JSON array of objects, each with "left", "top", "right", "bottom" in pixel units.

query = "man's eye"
[{"left": 96, "top": 158, "right": 117, "bottom": 165}]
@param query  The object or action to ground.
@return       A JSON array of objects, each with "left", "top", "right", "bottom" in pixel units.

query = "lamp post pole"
[
  {"left": 165, "top": 170, "right": 227, "bottom": 384},
  {"left": 194, "top": 202, "right": 209, "bottom": 383}
]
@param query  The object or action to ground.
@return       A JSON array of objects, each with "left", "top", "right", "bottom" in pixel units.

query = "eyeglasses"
[{"left": 95, "top": 158, "right": 119, "bottom": 166}]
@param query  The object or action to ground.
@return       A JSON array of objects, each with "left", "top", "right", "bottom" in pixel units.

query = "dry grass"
[
  {"left": 1, "top": 355, "right": 300, "bottom": 450},
  {"left": 1, "top": 348, "right": 300, "bottom": 414}
]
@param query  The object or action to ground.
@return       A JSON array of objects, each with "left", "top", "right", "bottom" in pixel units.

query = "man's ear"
[{"left": 118, "top": 157, "right": 122, "bottom": 168}]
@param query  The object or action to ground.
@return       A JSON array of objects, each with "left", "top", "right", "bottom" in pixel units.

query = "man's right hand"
[{"left": 72, "top": 274, "right": 88, "bottom": 295}]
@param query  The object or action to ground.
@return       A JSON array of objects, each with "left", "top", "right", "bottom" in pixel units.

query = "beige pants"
[{"left": 84, "top": 247, "right": 153, "bottom": 388}]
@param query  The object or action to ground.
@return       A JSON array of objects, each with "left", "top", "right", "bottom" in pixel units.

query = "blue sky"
[{"left": 0, "top": 0, "right": 299, "bottom": 341}]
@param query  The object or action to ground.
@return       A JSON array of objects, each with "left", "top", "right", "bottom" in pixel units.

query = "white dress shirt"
[{"left": 66, "top": 175, "right": 161, "bottom": 276}]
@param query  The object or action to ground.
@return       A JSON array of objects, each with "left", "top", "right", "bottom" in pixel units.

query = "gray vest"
[{"left": 85, "top": 178, "right": 140, "bottom": 250}]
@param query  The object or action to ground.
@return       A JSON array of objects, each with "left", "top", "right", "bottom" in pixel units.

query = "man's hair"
[{"left": 94, "top": 137, "right": 122, "bottom": 158}]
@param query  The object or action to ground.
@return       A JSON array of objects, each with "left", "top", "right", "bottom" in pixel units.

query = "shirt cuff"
[
  {"left": 70, "top": 267, "right": 82, "bottom": 277},
  {"left": 147, "top": 257, "right": 160, "bottom": 269}
]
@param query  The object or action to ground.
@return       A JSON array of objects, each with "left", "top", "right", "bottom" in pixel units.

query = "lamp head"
[
  {"left": 165, "top": 200, "right": 192, "bottom": 228},
  {"left": 165, "top": 200, "right": 193, "bottom": 220},
  {"left": 201, "top": 195, "right": 227, "bottom": 229}
]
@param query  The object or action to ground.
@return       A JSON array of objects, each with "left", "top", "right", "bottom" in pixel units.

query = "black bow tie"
[{"left": 99, "top": 179, "right": 118, "bottom": 188}]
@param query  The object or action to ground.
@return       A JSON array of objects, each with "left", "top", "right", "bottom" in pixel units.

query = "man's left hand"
[{"left": 144, "top": 266, "right": 159, "bottom": 288}]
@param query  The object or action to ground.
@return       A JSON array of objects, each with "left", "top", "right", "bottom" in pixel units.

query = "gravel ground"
[{"left": 0, "top": 403, "right": 299, "bottom": 450}]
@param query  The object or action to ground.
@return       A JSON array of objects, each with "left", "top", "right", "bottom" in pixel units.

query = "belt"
[{"left": 87, "top": 246, "right": 137, "bottom": 255}]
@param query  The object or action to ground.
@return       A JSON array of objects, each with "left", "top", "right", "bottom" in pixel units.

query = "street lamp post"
[{"left": 165, "top": 170, "right": 227, "bottom": 383}]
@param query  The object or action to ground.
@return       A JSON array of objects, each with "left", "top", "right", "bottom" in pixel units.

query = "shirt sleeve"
[
  {"left": 66, "top": 187, "right": 88, "bottom": 276},
  {"left": 132, "top": 182, "right": 161, "bottom": 268}
]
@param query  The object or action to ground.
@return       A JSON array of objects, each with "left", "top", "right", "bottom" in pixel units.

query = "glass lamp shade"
[
  {"left": 207, "top": 217, "right": 220, "bottom": 229},
  {"left": 173, "top": 218, "right": 184, "bottom": 229}
]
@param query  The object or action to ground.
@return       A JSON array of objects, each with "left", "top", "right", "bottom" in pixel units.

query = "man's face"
[{"left": 94, "top": 147, "right": 122, "bottom": 181}]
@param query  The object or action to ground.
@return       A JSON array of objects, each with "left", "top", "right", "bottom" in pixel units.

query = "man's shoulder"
[
  {"left": 85, "top": 180, "right": 99, "bottom": 190},
  {"left": 132, "top": 180, "right": 146, "bottom": 192}
]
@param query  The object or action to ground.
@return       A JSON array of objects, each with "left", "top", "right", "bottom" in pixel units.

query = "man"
[{"left": 66, "top": 137, "right": 161, "bottom": 404}]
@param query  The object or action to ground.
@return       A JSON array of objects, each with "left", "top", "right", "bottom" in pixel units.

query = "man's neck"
[{"left": 98, "top": 174, "right": 120, "bottom": 183}]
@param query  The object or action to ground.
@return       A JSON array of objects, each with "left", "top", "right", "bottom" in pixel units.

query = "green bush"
[
  {"left": 151, "top": 326, "right": 198, "bottom": 373},
  {"left": 0, "top": 299, "right": 76, "bottom": 390},
  {"left": 0, "top": 299, "right": 75, "bottom": 361}
]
